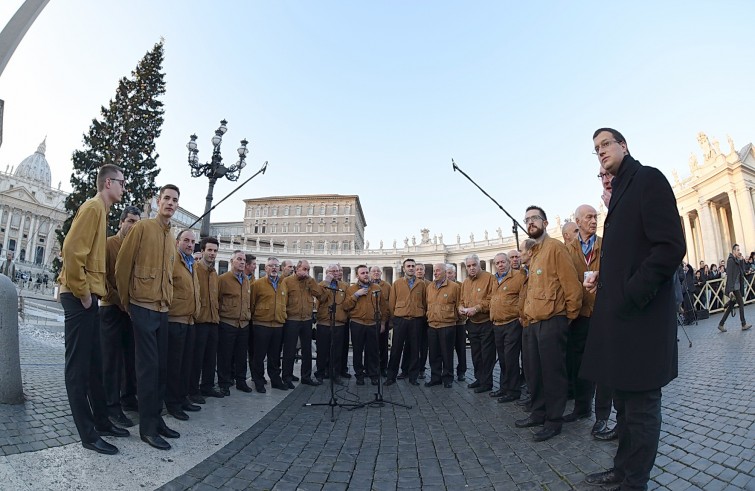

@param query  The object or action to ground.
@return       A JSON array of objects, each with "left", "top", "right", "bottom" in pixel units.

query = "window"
[
  {"left": 306, "top": 222, "right": 313, "bottom": 233},
  {"left": 342, "top": 241, "right": 350, "bottom": 251},
  {"left": 318, "top": 222, "right": 325, "bottom": 233},
  {"left": 294, "top": 223, "right": 301, "bottom": 233},
  {"left": 271, "top": 223, "right": 277, "bottom": 233},
  {"left": 307, "top": 204, "right": 314, "bottom": 215},
  {"left": 345, "top": 204, "right": 351, "bottom": 214},
  {"left": 283, "top": 223, "right": 289, "bottom": 233},
  {"left": 246, "top": 208, "right": 252, "bottom": 218},
  {"left": 320, "top": 204, "right": 326, "bottom": 215},
  {"left": 316, "top": 241, "right": 325, "bottom": 251},
  {"left": 332, "top": 204, "right": 338, "bottom": 214},
  {"left": 256, "top": 208, "right": 261, "bottom": 217},
  {"left": 330, "top": 242, "right": 338, "bottom": 252},
  {"left": 284, "top": 206, "right": 290, "bottom": 216},
  {"left": 272, "top": 207, "right": 278, "bottom": 216},
  {"left": 304, "top": 241, "right": 312, "bottom": 252},
  {"left": 261, "top": 220, "right": 267, "bottom": 234},
  {"left": 295, "top": 206, "right": 302, "bottom": 216},
  {"left": 263, "top": 207, "right": 268, "bottom": 217},
  {"left": 254, "top": 220, "right": 259, "bottom": 234},
  {"left": 331, "top": 224, "right": 337, "bottom": 233}
]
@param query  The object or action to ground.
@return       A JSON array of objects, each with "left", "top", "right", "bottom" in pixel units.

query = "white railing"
[{"left": 690, "top": 274, "right": 755, "bottom": 313}]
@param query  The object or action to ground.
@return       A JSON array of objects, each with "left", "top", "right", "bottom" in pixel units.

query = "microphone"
[
  {"left": 323, "top": 285, "right": 344, "bottom": 292},
  {"left": 452, "top": 158, "right": 458, "bottom": 172}
]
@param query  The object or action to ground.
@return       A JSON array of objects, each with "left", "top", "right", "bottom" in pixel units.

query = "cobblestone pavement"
[{"left": 159, "top": 306, "right": 755, "bottom": 491}]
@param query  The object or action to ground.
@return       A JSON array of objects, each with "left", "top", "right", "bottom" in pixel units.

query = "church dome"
[{"left": 15, "top": 138, "right": 52, "bottom": 187}]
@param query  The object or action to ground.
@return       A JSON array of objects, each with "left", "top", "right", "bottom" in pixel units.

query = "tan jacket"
[
  {"left": 168, "top": 251, "right": 201, "bottom": 324},
  {"left": 251, "top": 276, "right": 287, "bottom": 327},
  {"left": 460, "top": 270, "right": 494, "bottom": 324},
  {"left": 218, "top": 272, "right": 251, "bottom": 328},
  {"left": 100, "top": 233, "right": 124, "bottom": 308},
  {"left": 282, "top": 275, "right": 327, "bottom": 321},
  {"left": 195, "top": 261, "right": 219, "bottom": 324},
  {"left": 523, "top": 236, "right": 583, "bottom": 322},
  {"left": 389, "top": 277, "right": 426, "bottom": 318},
  {"left": 566, "top": 234, "right": 602, "bottom": 318},
  {"left": 59, "top": 196, "right": 108, "bottom": 299},
  {"left": 343, "top": 282, "right": 388, "bottom": 324},
  {"left": 115, "top": 218, "right": 175, "bottom": 312},
  {"left": 490, "top": 269, "right": 527, "bottom": 325},
  {"left": 426, "top": 279, "right": 461, "bottom": 328},
  {"left": 316, "top": 280, "right": 349, "bottom": 326}
]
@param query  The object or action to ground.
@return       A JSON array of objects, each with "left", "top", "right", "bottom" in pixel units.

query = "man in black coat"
[
  {"left": 718, "top": 244, "right": 752, "bottom": 332},
  {"left": 581, "top": 128, "right": 686, "bottom": 491}
]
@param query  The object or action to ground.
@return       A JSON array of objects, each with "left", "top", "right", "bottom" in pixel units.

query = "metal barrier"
[{"left": 690, "top": 274, "right": 755, "bottom": 314}]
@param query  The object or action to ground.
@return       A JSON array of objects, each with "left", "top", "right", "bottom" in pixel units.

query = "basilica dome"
[{"left": 14, "top": 138, "right": 52, "bottom": 187}]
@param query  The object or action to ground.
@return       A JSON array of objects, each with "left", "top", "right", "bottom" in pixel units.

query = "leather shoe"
[
  {"left": 585, "top": 469, "right": 622, "bottom": 486},
  {"left": 515, "top": 416, "right": 544, "bottom": 428},
  {"left": 271, "top": 381, "right": 288, "bottom": 391},
  {"left": 141, "top": 434, "right": 171, "bottom": 450},
  {"left": 255, "top": 384, "right": 266, "bottom": 393},
  {"left": 385, "top": 379, "right": 396, "bottom": 386},
  {"left": 563, "top": 410, "right": 591, "bottom": 422},
  {"left": 516, "top": 396, "right": 531, "bottom": 407},
  {"left": 82, "top": 438, "right": 118, "bottom": 455},
  {"left": 96, "top": 425, "right": 130, "bottom": 438},
  {"left": 474, "top": 385, "right": 492, "bottom": 393},
  {"left": 158, "top": 425, "right": 180, "bottom": 439},
  {"left": 591, "top": 419, "right": 608, "bottom": 435},
  {"left": 498, "top": 394, "right": 519, "bottom": 403},
  {"left": 108, "top": 412, "right": 134, "bottom": 428},
  {"left": 168, "top": 409, "right": 189, "bottom": 421},
  {"left": 356, "top": 378, "right": 365, "bottom": 386},
  {"left": 219, "top": 387, "right": 231, "bottom": 397},
  {"left": 489, "top": 389, "right": 506, "bottom": 398},
  {"left": 424, "top": 380, "right": 442, "bottom": 387},
  {"left": 121, "top": 400, "right": 138, "bottom": 412},
  {"left": 443, "top": 381, "right": 453, "bottom": 388},
  {"left": 189, "top": 394, "right": 206, "bottom": 404},
  {"left": 201, "top": 388, "right": 224, "bottom": 398},
  {"left": 182, "top": 402, "right": 201, "bottom": 412},
  {"left": 407, "top": 379, "right": 420, "bottom": 386},
  {"left": 457, "top": 374, "right": 465, "bottom": 382},
  {"left": 397, "top": 372, "right": 408, "bottom": 380},
  {"left": 236, "top": 382, "right": 253, "bottom": 393},
  {"left": 301, "top": 378, "right": 322, "bottom": 386},
  {"left": 291, "top": 375, "right": 300, "bottom": 382},
  {"left": 533, "top": 426, "right": 561, "bottom": 442},
  {"left": 594, "top": 427, "right": 618, "bottom": 441},
  {"left": 284, "top": 380, "right": 296, "bottom": 390},
  {"left": 468, "top": 380, "right": 480, "bottom": 389},
  {"left": 340, "top": 372, "right": 352, "bottom": 379}
]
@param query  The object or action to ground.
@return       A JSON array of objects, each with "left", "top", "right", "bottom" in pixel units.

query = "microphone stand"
[
  {"left": 351, "top": 289, "right": 412, "bottom": 411},
  {"left": 303, "top": 284, "right": 360, "bottom": 421},
  {"left": 452, "top": 158, "right": 528, "bottom": 249}
]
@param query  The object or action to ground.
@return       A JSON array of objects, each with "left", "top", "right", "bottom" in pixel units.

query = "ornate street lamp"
[{"left": 187, "top": 119, "right": 249, "bottom": 238}]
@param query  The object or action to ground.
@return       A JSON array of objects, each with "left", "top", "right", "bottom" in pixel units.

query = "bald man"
[
  {"left": 508, "top": 250, "right": 522, "bottom": 271},
  {"left": 562, "top": 222, "right": 579, "bottom": 244}
]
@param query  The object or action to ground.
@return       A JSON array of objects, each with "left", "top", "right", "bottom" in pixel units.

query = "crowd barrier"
[{"left": 689, "top": 274, "right": 755, "bottom": 314}]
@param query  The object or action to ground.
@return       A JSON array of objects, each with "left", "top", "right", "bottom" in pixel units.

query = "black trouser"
[
  {"left": 721, "top": 290, "right": 747, "bottom": 325},
  {"left": 566, "top": 316, "right": 592, "bottom": 414},
  {"left": 427, "top": 326, "right": 455, "bottom": 384},
  {"left": 99, "top": 304, "right": 136, "bottom": 415},
  {"left": 402, "top": 316, "right": 428, "bottom": 374},
  {"left": 339, "top": 324, "right": 350, "bottom": 375},
  {"left": 387, "top": 317, "right": 421, "bottom": 381},
  {"left": 493, "top": 319, "right": 522, "bottom": 396},
  {"left": 454, "top": 323, "right": 467, "bottom": 376},
  {"left": 252, "top": 325, "right": 283, "bottom": 385},
  {"left": 595, "top": 383, "right": 614, "bottom": 420},
  {"left": 466, "top": 320, "right": 495, "bottom": 388},
  {"left": 129, "top": 304, "right": 169, "bottom": 437},
  {"left": 613, "top": 388, "right": 662, "bottom": 490},
  {"left": 190, "top": 322, "right": 219, "bottom": 394},
  {"left": 315, "top": 323, "right": 345, "bottom": 379},
  {"left": 350, "top": 320, "right": 379, "bottom": 379},
  {"left": 283, "top": 319, "right": 314, "bottom": 382},
  {"left": 247, "top": 321, "right": 255, "bottom": 377},
  {"left": 62, "top": 293, "right": 110, "bottom": 444},
  {"left": 526, "top": 316, "right": 568, "bottom": 430},
  {"left": 521, "top": 326, "right": 531, "bottom": 386},
  {"left": 166, "top": 322, "right": 194, "bottom": 411},
  {"left": 379, "top": 325, "right": 390, "bottom": 371},
  {"left": 217, "top": 322, "right": 249, "bottom": 388}
]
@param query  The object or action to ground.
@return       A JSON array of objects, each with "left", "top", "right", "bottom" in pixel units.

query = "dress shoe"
[
  {"left": 515, "top": 416, "right": 544, "bottom": 428},
  {"left": 182, "top": 402, "right": 201, "bottom": 412},
  {"left": 516, "top": 396, "right": 531, "bottom": 407},
  {"left": 370, "top": 378, "right": 379, "bottom": 386},
  {"left": 168, "top": 409, "right": 189, "bottom": 421},
  {"left": 498, "top": 394, "right": 519, "bottom": 403},
  {"left": 301, "top": 378, "right": 322, "bottom": 386},
  {"left": 457, "top": 374, "right": 465, "bottom": 382},
  {"left": 291, "top": 375, "right": 300, "bottom": 382},
  {"left": 424, "top": 380, "right": 442, "bottom": 387},
  {"left": 407, "top": 379, "right": 420, "bottom": 386},
  {"left": 443, "top": 381, "right": 453, "bottom": 388},
  {"left": 201, "top": 387, "right": 224, "bottom": 398},
  {"left": 236, "top": 382, "right": 253, "bottom": 393},
  {"left": 385, "top": 379, "right": 396, "bottom": 386},
  {"left": 594, "top": 427, "right": 618, "bottom": 441},
  {"left": 533, "top": 426, "right": 561, "bottom": 442},
  {"left": 96, "top": 425, "right": 130, "bottom": 438},
  {"left": 563, "top": 410, "right": 591, "bottom": 422},
  {"left": 271, "top": 381, "right": 289, "bottom": 391},
  {"left": 591, "top": 419, "right": 609, "bottom": 435},
  {"left": 397, "top": 372, "right": 408, "bottom": 380},
  {"left": 284, "top": 380, "right": 296, "bottom": 389},
  {"left": 158, "top": 425, "right": 180, "bottom": 438},
  {"left": 585, "top": 469, "right": 622, "bottom": 486},
  {"left": 108, "top": 412, "right": 134, "bottom": 428},
  {"left": 467, "top": 380, "right": 480, "bottom": 389},
  {"left": 219, "top": 387, "right": 231, "bottom": 397},
  {"left": 189, "top": 394, "right": 206, "bottom": 404},
  {"left": 122, "top": 402, "right": 139, "bottom": 412},
  {"left": 82, "top": 438, "right": 118, "bottom": 455},
  {"left": 474, "top": 385, "right": 492, "bottom": 393},
  {"left": 340, "top": 372, "right": 352, "bottom": 379},
  {"left": 489, "top": 389, "right": 506, "bottom": 398},
  {"left": 743, "top": 323, "right": 752, "bottom": 331},
  {"left": 255, "top": 383, "right": 266, "bottom": 393},
  {"left": 141, "top": 434, "right": 171, "bottom": 450},
  {"left": 356, "top": 377, "right": 365, "bottom": 386}
]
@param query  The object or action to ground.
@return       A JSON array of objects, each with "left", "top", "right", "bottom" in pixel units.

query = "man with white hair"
[
  {"left": 446, "top": 264, "right": 467, "bottom": 381},
  {"left": 459, "top": 254, "right": 495, "bottom": 393}
]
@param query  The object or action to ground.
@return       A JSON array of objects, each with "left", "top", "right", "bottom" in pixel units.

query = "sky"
[{"left": 1, "top": 0, "right": 753, "bottom": 246}]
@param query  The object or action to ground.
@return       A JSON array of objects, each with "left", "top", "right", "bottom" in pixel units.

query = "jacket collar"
[{"left": 607, "top": 155, "right": 641, "bottom": 216}]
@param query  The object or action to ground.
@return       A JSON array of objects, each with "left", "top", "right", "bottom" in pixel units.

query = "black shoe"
[
  {"left": 108, "top": 412, "right": 134, "bottom": 428},
  {"left": 219, "top": 387, "right": 231, "bottom": 397},
  {"left": 141, "top": 434, "right": 171, "bottom": 450},
  {"left": 284, "top": 380, "right": 296, "bottom": 389},
  {"left": 533, "top": 426, "right": 561, "bottom": 442},
  {"left": 188, "top": 394, "right": 206, "bottom": 404},
  {"left": 591, "top": 419, "right": 609, "bottom": 435},
  {"left": 236, "top": 382, "right": 253, "bottom": 393},
  {"left": 201, "top": 388, "right": 224, "bottom": 398},
  {"left": 182, "top": 402, "right": 201, "bottom": 412},
  {"left": 585, "top": 469, "right": 622, "bottom": 486},
  {"left": 594, "top": 427, "right": 618, "bottom": 441},
  {"left": 467, "top": 380, "right": 480, "bottom": 389},
  {"left": 489, "top": 389, "right": 506, "bottom": 398},
  {"left": 96, "top": 425, "right": 130, "bottom": 437},
  {"left": 385, "top": 379, "right": 396, "bottom": 386},
  {"left": 424, "top": 380, "right": 442, "bottom": 387},
  {"left": 515, "top": 416, "right": 544, "bottom": 428},
  {"left": 474, "top": 385, "right": 492, "bottom": 393},
  {"left": 291, "top": 375, "right": 300, "bottom": 382},
  {"left": 498, "top": 394, "right": 519, "bottom": 403},
  {"left": 340, "top": 372, "right": 352, "bottom": 379},
  {"left": 271, "top": 381, "right": 288, "bottom": 391},
  {"left": 443, "top": 381, "right": 453, "bottom": 388},
  {"left": 122, "top": 402, "right": 139, "bottom": 412},
  {"left": 356, "top": 377, "right": 365, "bottom": 386},
  {"left": 255, "top": 383, "right": 266, "bottom": 393},
  {"left": 516, "top": 396, "right": 531, "bottom": 407},
  {"left": 457, "top": 374, "right": 465, "bottom": 382},
  {"left": 168, "top": 409, "right": 189, "bottom": 421},
  {"left": 370, "top": 378, "right": 379, "bottom": 386},
  {"left": 407, "top": 379, "right": 420, "bottom": 386},
  {"left": 300, "top": 378, "right": 322, "bottom": 386},
  {"left": 397, "top": 372, "right": 408, "bottom": 380},
  {"left": 82, "top": 438, "right": 118, "bottom": 455},
  {"left": 158, "top": 425, "right": 180, "bottom": 439},
  {"left": 563, "top": 410, "right": 591, "bottom": 422}
]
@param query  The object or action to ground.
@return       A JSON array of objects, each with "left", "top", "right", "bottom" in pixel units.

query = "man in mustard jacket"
[
  {"left": 217, "top": 250, "right": 252, "bottom": 395},
  {"left": 251, "top": 257, "right": 288, "bottom": 392}
]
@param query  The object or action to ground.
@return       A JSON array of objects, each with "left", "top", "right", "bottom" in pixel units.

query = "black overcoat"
[{"left": 580, "top": 155, "right": 686, "bottom": 391}]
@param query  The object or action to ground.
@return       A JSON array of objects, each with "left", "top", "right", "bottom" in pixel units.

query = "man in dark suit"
[
  {"left": 718, "top": 244, "right": 752, "bottom": 332},
  {"left": 581, "top": 128, "right": 685, "bottom": 490}
]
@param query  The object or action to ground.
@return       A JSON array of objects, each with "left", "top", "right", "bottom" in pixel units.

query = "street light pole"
[{"left": 187, "top": 119, "right": 249, "bottom": 239}]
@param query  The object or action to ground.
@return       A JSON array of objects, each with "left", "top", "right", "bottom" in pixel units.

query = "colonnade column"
[
  {"left": 43, "top": 221, "right": 56, "bottom": 267},
  {"left": 2, "top": 208, "right": 12, "bottom": 251},
  {"left": 735, "top": 186, "right": 755, "bottom": 254},
  {"left": 697, "top": 200, "right": 717, "bottom": 265},
  {"left": 682, "top": 213, "right": 696, "bottom": 266}
]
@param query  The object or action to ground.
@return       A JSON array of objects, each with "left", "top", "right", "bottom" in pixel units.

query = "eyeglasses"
[
  {"left": 109, "top": 178, "right": 125, "bottom": 187},
  {"left": 523, "top": 215, "right": 543, "bottom": 224},
  {"left": 592, "top": 140, "right": 619, "bottom": 155},
  {"left": 597, "top": 172, "right": 610, "bottom": 179}
]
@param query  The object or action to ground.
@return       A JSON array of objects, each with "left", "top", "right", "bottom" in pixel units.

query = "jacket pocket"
[{"left": 131, "top": 265, "right": 159, "bottom": 302}]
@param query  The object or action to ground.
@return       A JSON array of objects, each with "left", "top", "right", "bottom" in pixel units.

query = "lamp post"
[{"left": 187, "top": 119, "right": 249, "bottom": 239}]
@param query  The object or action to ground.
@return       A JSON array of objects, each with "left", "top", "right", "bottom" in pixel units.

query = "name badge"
[{"left": 536, "top": 269, "right": 542, "bottom": 275}]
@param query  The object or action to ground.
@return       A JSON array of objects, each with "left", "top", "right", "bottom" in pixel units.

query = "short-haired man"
[
  {"left": 517, "top": 239, "right": 535, "bottom": 410},
  {"left": 561, "top": 222, "right": 579, "bottom": 244},
  {"left": 425, "top": 263, "right": 461, "bottom": 388},
  {"left": 59, "top": 164, "right": 128, "bottom": 455},
  {"left": 315, "top": 264, "right": 349, "bottom": 384},
  {"left": 217, "top": 250, "right": 252, "bottom": 395},
  {"left": 582, "top": 128, "right": 685, "bottom": 489},
  {"left": 343, "top": 265, "right": 387, "bottom": 385},
  {"left": 489, "top": 252, "right": 527, "bottom": 403},
  {"left": 281, "top": 260, "right": 327, "bottom": 387},
  {"left": 446, "top": 264, "right": 467, "bottom": 382},
  {"left": 385, "top": 259, "right": 427, "bottom": 386},
  {"left": 335, "top": 264, "right": 352, "bottom": 379},
  {"left": 251, "top": 257, "right": 288, "bottom": 392},
  {"left": 1, "top": 251, "right": 15, "bottom": 279},
  {"left": 190, "top": 237, "right": 224, "bottom": 402},
  {"left": 508, "top": 250, "right": 521, "bottom": 271},
  {"left": 718, "top": 244, "right": 752, "bottom": 332},
  {"left": 99, "top": 205, "right": 141, "bottom": 428},
  {"left": 116, "top": 184, "right": 182, "bottom": 450},
  {"left": 459, "top": 254, "right": 495, "bottom": 393},
  {"left": 280, "top": 259, "right": 294, "bottom": 278},
  {"left": 370, "top": 266, "right": 391, "bottom": 378},
  {"left": 165, "top": 230, "right": 201, "bottom": 421},
  {"left": 515, "top": 205, "right": 582, "bottom": 442},
  {"left": 244, "top": 253, "right": 258, "bottom": 380}
]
